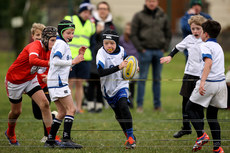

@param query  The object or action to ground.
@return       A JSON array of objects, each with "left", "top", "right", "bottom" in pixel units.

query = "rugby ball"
[{"left": 122, "top": 56, "right": 138, "bottom": 80}]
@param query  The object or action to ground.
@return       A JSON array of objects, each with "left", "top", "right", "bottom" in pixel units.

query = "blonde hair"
[
  {"left": 188, "top": 15, "right": 207, "bottom": 26},
  {"left": 31, "top": 23, "right": 45, "bottom": 35}
]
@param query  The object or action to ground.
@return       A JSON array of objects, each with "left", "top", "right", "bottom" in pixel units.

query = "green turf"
[{"left": 0, "top": 51, "right": 229, "bottom": 153}]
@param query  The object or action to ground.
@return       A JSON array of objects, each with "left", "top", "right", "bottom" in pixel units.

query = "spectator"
[
  {"left": 180, "top": 0, "right": 212, "bottom": 61},
  {"left": 64, "top": 0, "right": 96, "bottom": 113},
  {"left": 131, "top": 0, "right": 172, "bottom": 112},
  {"left": 119, "top": 22, "right": 138, "bottom": 108},
  {"left": 86, "top": 1, "right": 116, "bottom": 113}
]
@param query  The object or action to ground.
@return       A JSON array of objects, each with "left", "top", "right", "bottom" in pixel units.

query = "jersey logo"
[{"left": 64, "top": 90, "right": 68, "bottom": 94}]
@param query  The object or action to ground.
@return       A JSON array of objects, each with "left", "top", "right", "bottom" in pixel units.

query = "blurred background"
[{"left": 0, "top": 0, "right": 230, "bottom": 56}]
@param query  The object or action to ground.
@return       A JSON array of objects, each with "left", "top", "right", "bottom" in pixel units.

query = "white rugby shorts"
[
  {"left": 48, "top": 86, "right": 71, "bottom": 102},
  {"left": 5, "top": 76, "right": 40, "bottom": 101},
  {"left": 190, "top": 80, "right": 227, "bottom": 108}
]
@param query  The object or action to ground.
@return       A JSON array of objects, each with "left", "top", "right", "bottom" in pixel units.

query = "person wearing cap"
[
  {"left": 131, "top": 0, "right": 172, "bottom": 113},
  {"left": 64, "top": 0, "right": 96, "bottom": 114},
  {"left": 96, "top": 30, "right": 137, "bottom": 149},
  {"left": 180, "top": 0, "right": 212, "bottom": 61},
  {"left": 5, "top": 26, "right": 57, "bottom": 146},
  {"left": 45, "top": 20, "right": 86, "bottom": 148}
]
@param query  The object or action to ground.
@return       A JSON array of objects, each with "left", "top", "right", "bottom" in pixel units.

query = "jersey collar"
[{"left": 206, "top": 38, "right": 217, "bottom": 42}]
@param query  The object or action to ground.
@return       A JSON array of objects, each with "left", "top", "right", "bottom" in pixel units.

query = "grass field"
[{"left": 0, "top": 51, "right": 229, "bottom": 153}]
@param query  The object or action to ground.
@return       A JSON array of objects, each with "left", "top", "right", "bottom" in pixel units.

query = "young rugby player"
[
  {"left": 5, "top": 26, "right": 57, "bottom": 146},
  {"left": 96, "top": 30, "right": 136, "bottom": 149},
  {"left": 186, "top": 20, "right": 226, "bottom": 153},
  {"left": 30, "top": 23, "right": 60, "bottom": 143},
  {"left": 160, "top": 15, "right": 206, "bottom": 138},
  {"left": 45, "top": 20, "right": 85, "bottom": 149}
]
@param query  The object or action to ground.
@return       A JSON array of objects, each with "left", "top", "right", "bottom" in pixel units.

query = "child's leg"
[
  {"left": 206, "top": 105, "right": 221, "bottom": 150},
  {"left": 58, "top": 95, "right": 76, "bottom": 140},
  {"left": 113, "top": 97, "right": 134, "bottom": 139},
  {"left": 182, "top": 96, "right": 191, "bottom": 129},
  {"left": 173, "top": 97, "right": 192, "bottom": 138},
  {"left": 47, "top": 101, "right": 65, "bottom": 142},
  {"left": 186, "top": 100, "right": 204, "bottom": 137}
]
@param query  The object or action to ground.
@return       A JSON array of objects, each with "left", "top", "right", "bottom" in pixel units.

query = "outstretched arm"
[{"left": 160, "top": 47, "right": 179, "bottom": 64}]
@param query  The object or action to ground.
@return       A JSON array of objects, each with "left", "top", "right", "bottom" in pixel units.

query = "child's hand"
[
  {"left": 187, "top": 8, "right": 196, "bottom": 14},
  {"left": 160, "top": 56, "right": 172, "bottom": 64},
  {"left": 199, "top": 80, "right": 206, "bottom": 96},
  {"left": 72, "top": 54, "right": 84, "bottom": 65},
  {"left": 41, "top": 74, "right": 47, "bottom": 83},
  {"left": 119, "top": 60, "right": 128, "bottom": 70},
  {"left": 79, "top": 46, "right": 87, "bottom": 55}
]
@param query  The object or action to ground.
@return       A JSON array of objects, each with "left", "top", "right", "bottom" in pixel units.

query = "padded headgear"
[
  {"left": 58, "top": 20, "right": 75, "bottom": 41},
  {"left": 41, "top": 26, "right": 57, "bottom": 51},
  {"left": 102, "top": 30, "right": 120, "bottom": 53},
  {"left": 102, "top": 30, "right": 119, "bottom": 44}
]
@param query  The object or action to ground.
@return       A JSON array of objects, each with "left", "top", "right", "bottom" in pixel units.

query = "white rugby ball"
[{"left": 122, "top": 56, "right": 138, "bottom": 80}]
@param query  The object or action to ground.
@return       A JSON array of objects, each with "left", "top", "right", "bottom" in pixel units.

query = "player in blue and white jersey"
[
  {"left": 96, "top": 30, "right": 136, "bottom": 149},
  {"left": 186, "top": 20, "right": 227, "bottom": 153},
  {"left": 45, "top": 20, "right": 86, "bottom": 149},
  {"left": 161, "top": 15, "right": 207, "bottom": 138}
]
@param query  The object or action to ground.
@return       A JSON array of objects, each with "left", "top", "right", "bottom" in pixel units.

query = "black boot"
[{"left": 173, "top": 127, "right": 192, "bottom": 138}]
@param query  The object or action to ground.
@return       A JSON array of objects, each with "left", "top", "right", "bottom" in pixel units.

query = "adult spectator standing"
[
  {"left": 131, "top": 0, "right": 172, "bottom": 112},
  {"left": 180, "top": 0, "right": 212, "bottom": 61},
  {"left": 64, "top": 0, "right": 96, "bottom": 113},
  {"left": 119, "top": 22, "right": 138, "bottom": 109},
  {"left": 86, "top": 1, "right": 116, "bottom": 113}
]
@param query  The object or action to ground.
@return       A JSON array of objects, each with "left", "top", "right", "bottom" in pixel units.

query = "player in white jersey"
[
  {"left": 96, "top": 30, "right": 136, "bottom": 149},
  {"left": 45, "top": 20, "right": 86, "bottom": 149},
  {"left": 186, "top": 20, "right": 226, "bottom": 153},
  {"left": 160, "top": 15, "right": 206, "bottom": 138}
]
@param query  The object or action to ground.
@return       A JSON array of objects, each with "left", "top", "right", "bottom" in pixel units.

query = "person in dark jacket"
[
  {"left": 86, "top": 1, "right": 116, "bottom": 112},
  {"left": 131, "top": 0, "right": 172, "bottom": 113}
]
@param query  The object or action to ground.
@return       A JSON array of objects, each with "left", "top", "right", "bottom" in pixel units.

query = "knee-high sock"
[
  {"left": 113, "top": 97, "right": 133, "bottom": 139},
  {"left": 43, "top": 121, "right": 48, "bottom": 136},
  {"left": 7, "top": 122, "right": 16, "bottom": 136},
  {"left": 182, "top": 96, "right": 191, "bottom": 129},
  {"left": 186, "top": 100, "right": 204, "bottom": 137},
  {"left": 207, "top": 106, "right": 221, "bottom": 150},
  {"left": 63, "top": 115, "right": 74, "bottom": 140},
  {"left": 48, "top": 118, "right": 62, "bottom": 140}
]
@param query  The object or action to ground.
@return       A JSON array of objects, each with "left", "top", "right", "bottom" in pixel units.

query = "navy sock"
[
  {"left": 48, "top": 118, "right": 62, "bottom": 140},
  {"left": 126, "top": 128, "right": 134, "bottom": 140},
  {"left": 63, "top": 115, "right": 74, "bottom": 140}
]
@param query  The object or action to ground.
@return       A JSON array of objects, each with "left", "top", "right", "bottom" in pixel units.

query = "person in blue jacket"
[{"left": 180, "top": 0, "right": 212, "bottom": 61}]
